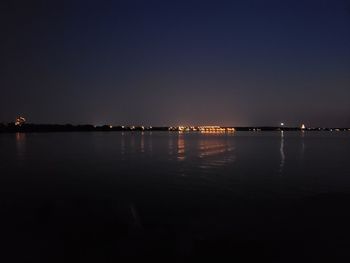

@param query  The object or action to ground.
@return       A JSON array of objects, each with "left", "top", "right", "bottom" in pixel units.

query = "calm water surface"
[{"left": 1, "top": 131, "right": 350, "bottom": 262}]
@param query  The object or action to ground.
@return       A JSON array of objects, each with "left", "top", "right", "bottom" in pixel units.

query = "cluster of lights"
[
  {"left": 174, "top": 126, "right": 235, "bottom": 133},
  {"left": 127, "top": 126, "right": 152, "bottom": 130},
  {"left": 177, "top": 126, "right": 198, "bottom": 132},
  {"left": 280, "top": 123, "right": 307, "bottom": 130},
  {"left": 9, "top": 117, "right": 350, "bottom": 132},
  {"left": 105, "top": 125, "right": 152, "bottom": 130},
  {"left": 15, "top": 116, "right": 26, "bottom": 126},
  {"left": 199, "top": 126, "right": 235, "bottom": 133}
]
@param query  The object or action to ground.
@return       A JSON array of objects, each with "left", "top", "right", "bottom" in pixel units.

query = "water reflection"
[
  {"left": 148, "top": 132, "right": 153, "bottom": 154},
  {"left": 168, "top": 134, "right": 175, "bottom": 156},
  {"left": 174, "top": 134, "right": 236, "bottom": 176},
  {"left": 301, "top": 131, "right": 305, "bottom": 159},
  {"left": 198, "top": 140, "right": 230, "bottom": 158},
  {"left": 15, "top": 132, "right": 26, "bottom": 160},
  {"left": 121, "top": 132, "right": 125, "bottom": 155},
  {"left": 197, "top": 136, "right": 235, "bottom": 170},
  {"left": 140, "top": 132, "right": 145, "bottom": 153},
  {"left": 130, "top": 134, "right": 136, "bottom": 152},
  {"left": 177, "top": 134, "right": 185, "bottom": 161},
  {"left": 279, "top": 131, "right": 285, "bottom": 175}
]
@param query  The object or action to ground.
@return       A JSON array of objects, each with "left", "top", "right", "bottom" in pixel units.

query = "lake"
[{"left": 1, "top": 131, "right": 350, "bottom": 262}]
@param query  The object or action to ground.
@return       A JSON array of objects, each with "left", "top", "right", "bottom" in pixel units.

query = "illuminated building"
[
  {"left": 177, "top": 126, "right": 235, "bottom": 133},
  {"left": 15, "top": 116, "right": 26, "bottom": 126},
  {"left": 199, "top": 126, "right": 232, "bottom": 133},
  {"left": 301, "top": 124, "right": 306, "bottom": 130}
]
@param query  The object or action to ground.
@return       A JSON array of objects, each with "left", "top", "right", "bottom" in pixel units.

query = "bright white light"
[{"left": 280, "top": 123, "right": 284, "bottom": 126}]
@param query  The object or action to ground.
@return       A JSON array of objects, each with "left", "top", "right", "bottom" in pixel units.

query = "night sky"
[{"left": 1, "top": 0, "right": 350, "bottom": 127}]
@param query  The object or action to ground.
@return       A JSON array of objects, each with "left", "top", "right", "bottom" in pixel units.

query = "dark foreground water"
[{"left": 1, "top": 131, "right": 350, "bottom": 262}]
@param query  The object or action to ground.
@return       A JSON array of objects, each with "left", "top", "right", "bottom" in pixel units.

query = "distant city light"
[
  {"left": 15, "top": 116, "right": 26, "bottom": 126},
  {"left": 177, "top": 126, "right": 235, "bottom": 133},
  {"left": 301, "top": 124, "right": 306, "bottom": 130},
  {"left": 280, "top": 122, "right": 284, "bottom": 126}
]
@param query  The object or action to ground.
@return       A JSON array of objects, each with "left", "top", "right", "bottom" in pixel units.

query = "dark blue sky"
[{"left": 1, "top": 0, "right": 350, "bottom": 126}]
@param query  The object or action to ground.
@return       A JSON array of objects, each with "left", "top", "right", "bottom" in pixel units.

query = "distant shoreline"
[{"left": 0, "top": 124, "right": 349, "bottom": 133}]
